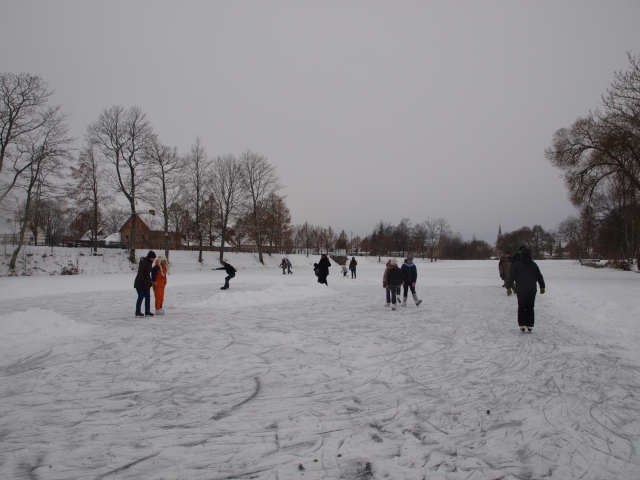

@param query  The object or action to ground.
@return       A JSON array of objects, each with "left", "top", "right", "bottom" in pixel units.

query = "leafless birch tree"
[
  {"left": 184, "top": 137, "right": 212, "bottom": 263},
  {"left": 87, "top": 105, "right": 156, "bottom": 263}
]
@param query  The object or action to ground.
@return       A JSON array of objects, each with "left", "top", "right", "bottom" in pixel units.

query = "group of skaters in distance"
[
  {"left": 498, "top": 246, "right": 546, "bottom": 332},
  {"left": 134, "top": 248, "right": 545, "bottom": 332}
]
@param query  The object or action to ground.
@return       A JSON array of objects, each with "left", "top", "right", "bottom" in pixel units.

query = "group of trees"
[
  {"left": 0, "top": 73, "right": 289, "bottom": 272},
  {"left": 547, "top": 53, "right": 640, "bottom": 261}
]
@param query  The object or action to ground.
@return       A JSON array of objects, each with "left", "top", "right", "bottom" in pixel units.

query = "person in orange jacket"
[{"left": 152, "top": 254, "right": 169, "bottom": 315}]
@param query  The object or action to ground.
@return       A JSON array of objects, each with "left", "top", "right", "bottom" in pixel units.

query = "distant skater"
[
  {"left": 151, "top": 254, "right": 169, "bottom": 315},
  {"left": 317, "top": 254, "right": 331, "bottom": 285},
  {"left": 382, "top": 259, "right": 392, "bottom": 306},
  {"left": 349, "top": 256, "right": 357, "bottom": 279},
  {"left": 134, "top": 251, "right": 156, "bottom": 317},
  {"left": 506, "top": 248, "right": 545, "bottom": 332},
  {"left": 341, "top": 264, "right": 348, "bottom": 277},
  {"left": 401, "top": 255, "right": 422, "bottom": 307},
  {"left": 385, "top": 258, "right": 402, "bottom": 310},
  {"left": 280, "top": 258, "right": 287, "bottom": 275},
  {"left": 286, "top": 257, "right": 292, "bottom": 274},
  {"left": 215, "top": 260, "right": 237, "bottom": 290}
]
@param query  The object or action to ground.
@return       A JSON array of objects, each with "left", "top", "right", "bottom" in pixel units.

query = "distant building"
[{"left": 119, "top": 215, "right": 182, "bottom": 250}]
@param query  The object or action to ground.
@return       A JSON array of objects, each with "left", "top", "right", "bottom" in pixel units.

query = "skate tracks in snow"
[{"left": 0, "top": 275, "right": 639, "bottom": 479}]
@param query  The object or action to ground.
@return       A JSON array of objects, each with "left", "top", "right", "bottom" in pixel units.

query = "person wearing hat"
[
  {"left": 215, "top": 259, "right": 237, "bottom": 290},
  {"left": 317, "top": 254, "right": 331, "bottom": 285},
  {"left": 134, "top": 251, "right": 156, "bottom": 317},
  {"left": 152, "top": 254, "right": 170, "bottom": 315},
  {"left": 385, "top": 258, "right": 403, "bottom": 310},
  {"left": 498, "top": 252, "right": 512, "bottom": 288},
  {"left": 506, "top": 248, "right": 545, "bottom": 332},
  {"left": 400, "top": 255, "right": 422, "bottom": 307}
]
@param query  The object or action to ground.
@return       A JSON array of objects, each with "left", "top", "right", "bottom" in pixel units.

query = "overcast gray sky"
[{"left": 3, "top": 1, "right": 640, "bottom": 242}]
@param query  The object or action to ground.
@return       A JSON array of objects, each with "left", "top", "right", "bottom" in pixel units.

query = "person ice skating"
[
  {"left": 134, "top": 251, "right": 156, "bottom": 317},
  {"left": 286, "top": 257, "right": 292, "bottom": 274},
  {"left": 317, "top": 254, "right": 331, "bottom": 285},
  {"left": 385, "top": 258, "right": 402, "bottom": 310},
  {"left": 505, "top": 248, "right": 545, "bottom": 332},
  {"left": 382, "top": 259, "right": 392, "bottom": 306},
  {"left": 151, "top": 254, "right": 169, "bottom": 315},
  {"left": 280, "top": 258, "right": 287, "bottom": 275},
  {"left": 400, "top": 255, "right": 422, "bottom": 307},
  {"left": 498, "top": 252, "right": 512, "bottom": 287},
  {"left": 349, "top": 256, "right": 357, "bottom": 279},
  {"left": 341, "top": 264, "right": 348, "bottom": 277},
  {"left": 215, "top": 260, "right": 237, "bottom": 290}
]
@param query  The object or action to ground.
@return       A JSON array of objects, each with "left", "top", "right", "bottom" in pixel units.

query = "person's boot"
[
  {"left": 384, "top": 303, "right": 390, "bottom": 307},
  {"left": 135, "top": 311, "right": 145, "bottom": 318},
  {"left": 520, "top": 326, "right": 526, "bottom": 332},
  {"left": 412, "top": 293, "right": 422, "bottom": 306},
  {"left": 402, "top": 296, "right": 407, "bottom": 307},
  {"left": 392, "top": 304, "right": 397, "bottom": 311}
]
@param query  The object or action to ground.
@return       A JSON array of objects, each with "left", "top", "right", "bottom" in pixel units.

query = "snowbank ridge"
[{"left": 0, "top": 308, "right": 92, "bottom": 349}]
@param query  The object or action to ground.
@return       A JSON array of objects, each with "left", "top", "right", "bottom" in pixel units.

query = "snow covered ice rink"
[{"left": 1, "top": 250, "right": 640, "bottom": 479}]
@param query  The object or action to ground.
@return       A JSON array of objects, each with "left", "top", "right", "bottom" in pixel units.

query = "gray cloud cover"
[{"left": 3, "top": 1, "right": 640, "bottom": 242}]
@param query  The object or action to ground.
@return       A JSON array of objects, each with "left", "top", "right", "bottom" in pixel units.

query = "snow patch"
[
  {"left": 195, "top": 283, "right": 336, "bottom": 309},
  {"left": 0, "top": 308, "right": 92, "bottom": 349}
]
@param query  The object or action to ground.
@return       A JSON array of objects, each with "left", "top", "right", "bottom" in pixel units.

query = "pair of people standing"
[
  {"left": 279, "top": 258, "right": 292, "bottom": 274},
  {"left": 134, "top": 251, "right": 169, "bottom": 317},
  {"left": 382, "top": 256, "right": 422, "bottom": 310}
]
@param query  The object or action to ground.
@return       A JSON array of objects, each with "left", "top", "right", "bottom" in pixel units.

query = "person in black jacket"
[
  {"left": 215, "top": 260, "right": 237, "bottom": 290},
  {"left": 134, "top": 251, "right": 156, "bottom": 317},
  {"left": 349, "top": 257, "right": 357, "bottom": 279},
  {"left": 317, "top": 254, "right": 331, "bottom": 285},
  {"left": 400, "top": 255, "right": 422, "bottom": 307},
  {"left": 506, "top": 248, "right": 545, "bottom": 332},
  {"left": 386, "top": 258, "right": 403, "bottom": 310}
]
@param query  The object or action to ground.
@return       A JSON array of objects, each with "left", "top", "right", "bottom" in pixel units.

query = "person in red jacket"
[{"left": 152, "top": 254, "right": 169, "bottom": 315}]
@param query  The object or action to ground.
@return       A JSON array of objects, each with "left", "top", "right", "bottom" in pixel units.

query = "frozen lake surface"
[{"left": 1, "top": 251, "right": 639, "bottom": 479}]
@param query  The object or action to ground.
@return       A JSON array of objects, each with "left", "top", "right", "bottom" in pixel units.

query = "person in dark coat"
[
  {"left": 215, "top": 260, "right": 237, "bottom": 290},
  {"left": 498, "top": 252, "right": 513, "bottom": 287},
  {"left": 506, "top": 248, "right": 545, "bottom": 332},
  {"left": 134, "top": 251, "right": 156, "bottom": 317},
  {"left": 317, "top": 254, "right": 331, "bottom": 285},
  {"left": 279, "top": 258, "right": 287, "bottom": 275},
  {"left": 400, "top": 255, "right": 422, "bottom": 307},
  {"left": 349, "top": 256, "right": 357, "bottom": 279},
  {"left": 386, "top": 258, "right": 403, "bottom": 310}
]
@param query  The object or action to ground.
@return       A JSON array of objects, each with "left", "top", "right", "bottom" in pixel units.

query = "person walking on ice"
[
  {"left": 317, "top": 254, "right": 331, "bottom": 285},
  {"left": 134, "top": 251, "right": 156, "bottom": 317},
  {"left": 505, "top": 248, "right": 545, "bottom": 332},
  {"left": 341, "top": 264, "right": 348, "bottom": 277},
  {"left": 349, "top": 256, "right": 357, "bottom": 279},
  {"left": 152, "top": 254, "right": 169, "bottom": 315},
  {"left": 279, "top": 258, "right": 287, "bottom": 275},
  {"left": 385, "top": 258, "right": 403, "bottom": 310},
  {"left": 401, "top": 255, "right": 422, "bottom": 307},
  {"left": 286, "top": 257, "right": 292, "bottom": 274},
  {"left": 215, "top": 260, "right": 237, "bottom": 290}
]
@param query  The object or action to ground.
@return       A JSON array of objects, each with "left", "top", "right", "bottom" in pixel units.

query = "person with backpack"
[
  {"left": 349, "top": 256, "right": 357, "bottom": 279},
  {"left": 400, "top": 255, "right": 422, "bottom": 307},
  {"left": 134, "top": 251, "right": 156, "bottom": 317},
  {"left": 215, "top": 260, "right": 237, "bottom": 290},
  {"left": 506, "top": 248, "right": 545, "bottom": 332}
]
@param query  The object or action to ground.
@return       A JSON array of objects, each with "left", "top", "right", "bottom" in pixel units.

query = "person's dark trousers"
[
  {"left": 318, "top": 274, "right": 328, "bottom": 285},
  {"left": 390, "top": 286, "right": 398, "bottom": 305},
  {"left": 350, "top": 269, "right": 356, "bottom": 279},
  {"left": 402, "top": 284, "right": 416, "bottom": 297},
  {"left": 386, "top": 288, "right": 391, "bottom": 304},
  {"left": 516, "top": 290, "right": 536, "bottom": 327},
  {"left": 287, "top": 266, "right": 292, "bottom": 274},
  {"left": 136, "top": 288, "right": 151, "bottom": 314},
  {"left": 224, "top": 273, "right": 235, "bottom": 289}
]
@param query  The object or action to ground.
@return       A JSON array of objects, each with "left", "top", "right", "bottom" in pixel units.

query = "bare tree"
[
  {"left": 104, "top": 206, "right": 129, "bottom": 235},
  {"left": 9, "top": 112, "right": 72, "bottom": 271},
  {"left": 239, "top": 150, "right": 282, "bottom": 264},
  {"left": 210, "top": 153, "right": 244, "bottom": 262},
  {"left": 144, "top": 139, "right": 183, "bottom": 258},
  {"left": 87, "top": 105, "right": 156, "bottom": 263},
  {"left": 1, "top": 73, "right": 61, "bottom": 203},
  {"left": 184, "top": 137, "right": 212, "bottom": 263},
  {"left": 412, "top": 221, "right": 428, "bottom": 259},
  {"left": 67, "top": 144, "right": 110, "bottom": 253}
]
